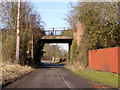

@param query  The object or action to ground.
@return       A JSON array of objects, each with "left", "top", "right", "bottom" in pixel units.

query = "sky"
[
  {"left": 32, "top": 2, "right": 74, "bottom": 52},
  {"left": 32, "top": 2, "right": 71, "bottom": 28}
]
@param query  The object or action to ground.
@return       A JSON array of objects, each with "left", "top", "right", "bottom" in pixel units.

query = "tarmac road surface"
[{"left": 3, "top": 62, "right": 106, "bottom": 89}]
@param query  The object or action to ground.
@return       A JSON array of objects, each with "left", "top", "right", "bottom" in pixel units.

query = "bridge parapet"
[
  {"left": 44, "top": 27, "right": 73, "bottom": 36},
  {"left": 42, "top": 27, "right": 73, "bottom": 39}
]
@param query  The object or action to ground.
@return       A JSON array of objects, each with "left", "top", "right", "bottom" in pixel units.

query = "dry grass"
[
  {"left": 65, "top": 61, "right": 85, "bottom": 71},
  {"left": 1, "top": 62, "right": 34, "bottom": 85}
]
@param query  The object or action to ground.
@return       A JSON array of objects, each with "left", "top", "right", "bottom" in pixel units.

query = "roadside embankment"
[
  {"left": 65, "top": 63, "right": 119, "bottom": 88},
  {"left": 1, "top": 62, "right": 34, "bottom": 87}
]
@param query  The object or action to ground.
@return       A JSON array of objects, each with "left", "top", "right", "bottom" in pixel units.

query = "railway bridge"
[{"left": 40, "top": 27, "right": 73, "bottom": 52}]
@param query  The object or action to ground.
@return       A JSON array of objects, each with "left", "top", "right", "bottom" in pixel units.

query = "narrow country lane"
[{"left": 3, "top": 61, "right": 100, "bottom": 89}]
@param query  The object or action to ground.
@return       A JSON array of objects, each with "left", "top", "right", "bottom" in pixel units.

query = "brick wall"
[
  {"left": 77, "top": 21, "right": 83, "bottom": 46},
  {"left": 89, "top": 47, "right": 120, "bottom": 73}
]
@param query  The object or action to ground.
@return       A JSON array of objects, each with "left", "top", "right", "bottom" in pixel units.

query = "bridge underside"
[
  {"left": 39, "top": 39, "right": 73, "bottom": 51},
  {"left": 39, "top": 36, "right": 73, "bottom": 58},
  {"left": 40, "top": 35, "right": 73, "bottom": 44},
  {"left": 39, "top": 39, "right": 73, "bottom": 44}
]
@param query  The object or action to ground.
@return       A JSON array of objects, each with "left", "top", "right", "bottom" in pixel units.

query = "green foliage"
[
  {"left": 61, "top": 29, "right": 73, "bottom": 36},
  {"left": 68, "top": 47, "right": 71, "bottom": 61},
  {"left": 2, "top": 30, "right": 16, "bottom": 63},
  {"left": 66, "top": 2, "right": 120, "bottom": 67},
  {"left": 75, "top": 2, "right": 119, "bottom": 49},
  {"left": 1, "top": 1, "right": 45, "bottom": 65},
  {"left": 71, "top": 40, "right": 77, "bottom": 62},
  {"left": 34, "top": 40, "right": 45, "bottom": 64},
  {"left": 77, "top": 33, "right": 91, "bottom": 67},
  {"left": 42, "top": 44, "right": 66, "bottom": 60}
]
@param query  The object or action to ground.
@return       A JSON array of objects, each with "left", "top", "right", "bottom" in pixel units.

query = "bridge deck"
[{"left": 41, "top": 35, "right": 73, "bottom": 40}]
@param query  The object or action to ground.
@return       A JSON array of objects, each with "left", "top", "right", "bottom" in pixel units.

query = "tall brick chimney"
[{"left": 77, "top": 21, "right": 83, "bottom": 46}]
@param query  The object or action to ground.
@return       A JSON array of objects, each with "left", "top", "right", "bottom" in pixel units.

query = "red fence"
[{"left": 89, "top": 47, "right": 120, "bottom": 73}]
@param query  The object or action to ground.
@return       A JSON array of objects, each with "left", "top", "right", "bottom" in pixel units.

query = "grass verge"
[{"left": 65, "top": 64, "right": 119, "bottom": 88}]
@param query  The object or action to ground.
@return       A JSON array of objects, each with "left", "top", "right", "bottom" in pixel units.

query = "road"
[{"left": 3, "top": 61, "right": 102, "bottom": 89}]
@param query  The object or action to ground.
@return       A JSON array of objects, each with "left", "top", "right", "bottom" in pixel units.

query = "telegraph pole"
[{"left": 16, "top": 0, "right": 21, "bottom": 63}]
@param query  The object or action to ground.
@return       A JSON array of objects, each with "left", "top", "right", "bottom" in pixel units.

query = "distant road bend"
[{"left": 4, "top": 61, "right": 102, "bottom": 89}]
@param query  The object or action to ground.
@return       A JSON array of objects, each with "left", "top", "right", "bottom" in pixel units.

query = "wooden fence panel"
[{"left": 89, "top": 47, "right": 120, "bottom": 73}]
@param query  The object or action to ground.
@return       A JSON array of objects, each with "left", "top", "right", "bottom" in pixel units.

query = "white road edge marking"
[
  {"left": 61, "top": 75, "right": 71, "bottom": 88},
  {"left": 56, "top": 68, "right": 72, "bottom": 88}
]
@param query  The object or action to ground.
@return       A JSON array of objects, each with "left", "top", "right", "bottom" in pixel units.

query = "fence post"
[
  {"left": 63, "top": 27, "right": 65, "bottom": 36},
  {"left": 53, "top": 28, "right": 54, "bottom": 35}
]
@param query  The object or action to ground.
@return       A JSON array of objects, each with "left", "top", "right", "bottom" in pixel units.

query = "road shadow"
[{"left": 39, "top": 62, "right": 65, "bottom": 69}]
